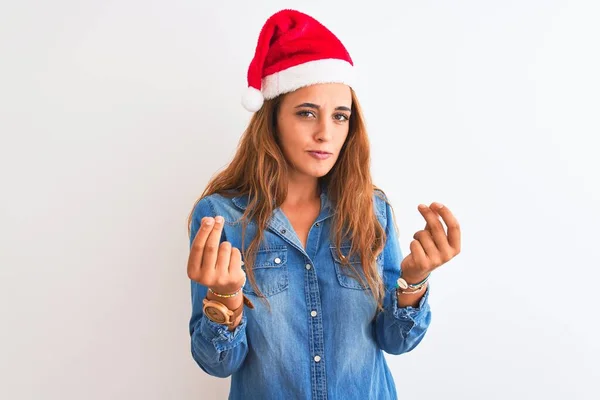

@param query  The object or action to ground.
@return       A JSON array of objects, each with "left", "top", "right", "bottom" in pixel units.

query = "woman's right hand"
[{"left": 187, "top": 215, "right": 246, "bottom": 295}]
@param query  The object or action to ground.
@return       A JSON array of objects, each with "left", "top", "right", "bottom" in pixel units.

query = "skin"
[
  {"left": 276, "top": 82, "right": 352, "bottom": 209},
  {"left": 397, "top": 202, "right": 462, "bottom": 308},
  {"left": 275, "top": 83, "right": 353, "bottom": 249},
  {"left": 188, "top": 83, "right": 462, "bottom": 325},
  {"left": 406, "top": 203, "right": 462, "bottom": 281}
]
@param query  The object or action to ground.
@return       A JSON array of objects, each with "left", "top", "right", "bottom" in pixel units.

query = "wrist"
[
  {"left": 228, "top": 310, "right": 244, "bottom": 331},
  {"left": 401, "top": 272, "right": 430, "bottom": 285},
  {"left": 206, "top": 290, "right": 244, "bottom": 309},
  {"left": 396, "top": 281, "right": 428, "bottom": 295},
  {"left": 208, "top": 275, "right": 246, "bottom": 297}
]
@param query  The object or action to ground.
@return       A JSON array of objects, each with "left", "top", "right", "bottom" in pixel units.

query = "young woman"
[{"left": 186, "top": 9, "right": 461, "bottom": 400}]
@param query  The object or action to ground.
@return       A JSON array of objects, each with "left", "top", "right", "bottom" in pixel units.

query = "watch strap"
[
  {"left": 242, "top": 294, "right": 255, "bottom": 309},
  {"left": 230, "top": 294, "right": 254, "bottom": 316}
]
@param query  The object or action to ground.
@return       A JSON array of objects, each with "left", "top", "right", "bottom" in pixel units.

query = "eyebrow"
[{"left": 294, "top": 102, "right": 351, "bottom": 112}]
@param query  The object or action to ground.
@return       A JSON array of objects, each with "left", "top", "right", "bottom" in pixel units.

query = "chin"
[
  {"left": 303, "top": 167, "right": 332, "bottom": 178},
  {"left": 290, "top": 155, "right": 336, "bottom": 177}
]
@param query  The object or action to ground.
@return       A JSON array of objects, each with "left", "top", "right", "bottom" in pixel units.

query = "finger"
[
  {"left": 409, "top": 239, "right": 429, "bottom": 274},
  {"left": 215, "top": 241, "right": 232, "bottom": 278},
  {"left": 431, "top": 202, "right": 461, "bottom": 254},
  {"left": 419, "top": 204, "right": 449, "bottom": 251},
  {"left": 230, "top": 247, "right": 243, "bottom": 274},
  {"left": 424, "top": 207, "right": 442, "bottom": 233},
  {"left": 230, "top": 247, "right": 246, "bottom": 287},
  {"left": 202, "top": 215, "right": 225, "bottom": 270},
  {"left": 425, "top": 203, "right": 456, "bottom": 260},
  {"left": 419, "top": 204, "right": 444, "bottom": 233},
  {"left": 400, "top": 252, "right": 415, "bottom": 273},
  {"left": 188, "top": 217, "right": 215, "bottom": 275},
  {"left": 413, "top": 230, "right": 440, "bottom": 263}
]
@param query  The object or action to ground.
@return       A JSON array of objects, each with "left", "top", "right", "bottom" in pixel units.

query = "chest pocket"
[
  {"left": 330, "top": 245, "right": 385, "bottom": 290},
  {"left": 330, "top": 245, "right": 372, "bottom": 290},
  {"left": 241, "top": 246, "right": 289, "bottom": 297}
]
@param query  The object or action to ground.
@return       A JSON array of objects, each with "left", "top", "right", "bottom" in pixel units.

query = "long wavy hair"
[{"left": 187, "top": 88, "right": 398, "bottom": 314}]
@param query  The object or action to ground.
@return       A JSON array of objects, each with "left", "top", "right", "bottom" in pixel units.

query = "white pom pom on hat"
[
  {"left": 241, "top": 86, "right": 264, "bottom": 112},
  {"left": 241, "top": 9, "right": 356, "bottom": 112}
]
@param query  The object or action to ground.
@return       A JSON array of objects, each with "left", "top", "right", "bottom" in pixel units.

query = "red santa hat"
[{"left": 241, "top": 9, "right": 356, "bottom": 112}]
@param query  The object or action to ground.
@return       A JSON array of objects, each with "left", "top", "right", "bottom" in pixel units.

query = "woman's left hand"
[{"left": 400, "top": 202, "right": 461, "bottom": 283}]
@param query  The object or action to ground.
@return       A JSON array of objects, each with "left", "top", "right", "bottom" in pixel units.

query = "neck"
[{"left": 283, "top": 178, "right": 321, "bottom": 207}]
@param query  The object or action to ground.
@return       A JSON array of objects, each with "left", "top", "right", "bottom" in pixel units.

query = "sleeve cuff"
[
  {"left": 390, "top": 283, "right": 431, "bottom": 321},
  {"left": 198, "top": 312, "right": 248, "bottom": 352}
]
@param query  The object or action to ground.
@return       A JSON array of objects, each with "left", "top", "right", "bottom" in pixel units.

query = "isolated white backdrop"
[{"left": 1, "top": 1, "right": 599, "bottom": 399}]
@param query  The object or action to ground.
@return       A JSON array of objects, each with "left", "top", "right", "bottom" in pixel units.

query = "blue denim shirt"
[{"left": 188, "top": 187, "right": 432, "bottom": 400}]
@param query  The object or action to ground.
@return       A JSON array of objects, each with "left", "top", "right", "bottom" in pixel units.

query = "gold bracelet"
[{"left": 208, "top": 276, "right": 246, "bottom": 298}]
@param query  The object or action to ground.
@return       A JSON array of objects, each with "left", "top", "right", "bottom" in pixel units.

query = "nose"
[{"left": 314, "top": 118, "right": 333, "bottom": 142}]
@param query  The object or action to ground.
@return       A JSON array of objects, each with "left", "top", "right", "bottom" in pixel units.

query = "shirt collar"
[{"left": 231, "top": 181, "right": 333, "bottom": 221}]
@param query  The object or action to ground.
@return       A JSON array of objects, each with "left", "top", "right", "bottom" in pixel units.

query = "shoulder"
[
  {"left": 372, "top": 187, "right": 390, "bottom": 220},
  {"left": 190, "top": 192, "right": 249, "bottom": 230},
  {"left": 190, "top": 194, "right": 216, "bottom": 219},
  {"left": 191, "top": 192, "right": 239, "bottom": 218},
  {"left": 189, "top": 193, "right": 240, "bottom": 240}
]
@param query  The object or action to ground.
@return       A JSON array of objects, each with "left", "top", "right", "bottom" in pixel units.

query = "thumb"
[{"left": 401, "top": 253, "right": 414, "bottom": 272}]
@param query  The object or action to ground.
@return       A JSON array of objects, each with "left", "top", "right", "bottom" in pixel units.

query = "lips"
[{"left": 307, "top": 151, "right": 332, "bottom": 160}]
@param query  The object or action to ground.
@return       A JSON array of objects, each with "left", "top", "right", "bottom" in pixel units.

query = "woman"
[{"left": 186, "top": 9, "right": 461, "bottom": 400}]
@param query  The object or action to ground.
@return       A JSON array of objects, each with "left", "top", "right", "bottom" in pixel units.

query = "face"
[{"left": 275, "top": 83, "right": 352, "bottom": 180}]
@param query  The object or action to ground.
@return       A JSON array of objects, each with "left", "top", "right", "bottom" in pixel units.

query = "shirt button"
[
  {"left": 315, "top": 222, "right": 320, "bottom": 227},
  {"left": 305, "top": 264, "right": 311, "bottom": 270},
  {"left": 311, "top": 310, "right": 317, "bottom": 317},
  {"left": 274, "top": 257, "right": 281, "bottom": 264},
  {"left": 314, "top": 355, "right": 321, "bottom": 362},
  {"left": 280, "top": 229, "right": 286, "bottom": 234}
]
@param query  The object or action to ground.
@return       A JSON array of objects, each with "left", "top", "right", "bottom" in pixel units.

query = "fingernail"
[
  {"left": 205, "top": 217, "right": 214, "bottom": 225},
  {"left": 418, "top": 204, "right": 427, "bottom": 210},
  {"left": 215, "top": 216, "right": 224, "bottom": 224}
]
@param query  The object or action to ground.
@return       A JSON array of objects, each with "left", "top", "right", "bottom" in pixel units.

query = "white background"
[{"left": 1, "top": 1, "right": 599, "bottom": 399}]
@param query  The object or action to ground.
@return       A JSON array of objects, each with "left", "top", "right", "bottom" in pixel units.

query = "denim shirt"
[{"left": 188, "top": 187, "right": 432, "bottom": 400}]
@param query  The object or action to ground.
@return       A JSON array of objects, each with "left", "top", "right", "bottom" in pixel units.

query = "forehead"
[{"left": 281, "top": 83, "right": 352, "bottom": 106}]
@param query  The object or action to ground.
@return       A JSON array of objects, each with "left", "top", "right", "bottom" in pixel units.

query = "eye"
[
  {"left": 297, "top": 110, "right": 316, "bottom": 118},
  {"left": 334, "top": 113, "right": 350, "bottom": 122}
]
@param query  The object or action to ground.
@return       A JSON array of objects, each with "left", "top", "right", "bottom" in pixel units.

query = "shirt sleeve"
[
  {"left": 188, "top": 197, "right": 249, "bottom": 378},
  {"left": 373, "top": 196, "right": 433, "bottom": 355}
]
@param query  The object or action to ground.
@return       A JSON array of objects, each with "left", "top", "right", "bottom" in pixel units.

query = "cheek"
[
  {"left": 279, "top": 121, "right": 309, "bottom": 151},
  {"left": 335, "top": 129, "right": 350, "bottom": 150}
]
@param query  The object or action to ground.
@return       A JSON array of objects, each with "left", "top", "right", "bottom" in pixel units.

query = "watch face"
[{"left": 205, "top": 306, "right": 227, "bottom": 323}]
